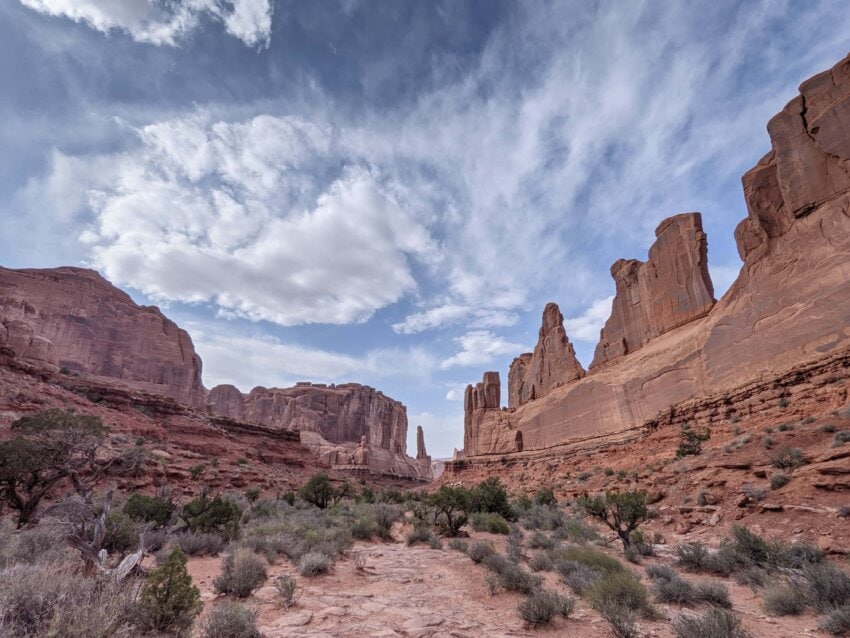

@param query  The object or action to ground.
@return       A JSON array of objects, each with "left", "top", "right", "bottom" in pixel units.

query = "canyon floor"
[{"left": 185, "top": 521, "right": 838, "bottom": 638}]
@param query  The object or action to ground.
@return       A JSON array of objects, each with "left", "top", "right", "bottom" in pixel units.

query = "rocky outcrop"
[
  {"left": 416, "top": 425, "right": 428, "bottom": 460},
  {"left": 0, "top": 267, "right": 204, "bottom": 406},
  {"left": 464, "top": 372, "right": 523, "bottom": 456},
  {"left": 453, "top": 52, "right": 850, "bottom": 461},
  {"left": 508, "top": 303, "right": 584, "bottom": 408},
  {"left": 208, "top": 382, "right": 432, "bottom": 480},
  {"left": 591, "top": 213, "right": 715, "bottom": 369}
]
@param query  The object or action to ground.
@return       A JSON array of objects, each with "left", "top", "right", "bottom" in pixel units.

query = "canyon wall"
[
  {"left": 208, "top": 382, "right": 432, "bottom": 480},
  {"left": 456, "top": 52, "right": 850, "bottom": 462},
  {"left": 0, "top": 267, "right": 204, "bottom": 407}
]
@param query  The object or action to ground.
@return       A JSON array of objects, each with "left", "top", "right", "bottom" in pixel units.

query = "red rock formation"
[
  {"left": 590, "top": 213, "right": 715, "bottom": 369},
  {"left": 0, "top": 267, "right": 204, "bottom": 406},
  {"left": 453, "top": 52, "right": 850, "bottom": 461},
  {"left": 416, "top": 425, "right": 428, "bottom": 460},
  {"left": 464, "top": 372, "right": 523, "bottom": 456},
  {"left": 508, "top": 303, "right": 584, "bottom": 408},
  {"left": 208, "top": 382, "right": 431, "bottom": 480}
]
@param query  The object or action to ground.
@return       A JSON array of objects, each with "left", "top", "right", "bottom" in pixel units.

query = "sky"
[{"left": 1, "top": 1, "right": 849, "bottom": 458}]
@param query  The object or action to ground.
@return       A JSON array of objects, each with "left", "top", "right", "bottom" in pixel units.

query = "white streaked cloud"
[
  {"left": 19, "top": 0, "right": 273, "bottom": 47},
  {"left": 564, "top": 296, "right": 615, "bottom": 342},
  {"left": 441, "top": 330, "right": 526, "bottom": 370}
]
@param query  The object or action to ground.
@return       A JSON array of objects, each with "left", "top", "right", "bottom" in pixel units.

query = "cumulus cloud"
[
  {"left": 441, "top": 330, "right": 525, "bottom": 369},
  {"left": 19, "top": 0, "right": 273, "bottom": 47},
  {"left": 393, "top": 305, "right": 518, "bottom": 334},
  {"left": 55, "top": 113, "right": 436, "bottom": 326},
  {"left": 564, "top": 296, "right": 615, "bottom": 342}
]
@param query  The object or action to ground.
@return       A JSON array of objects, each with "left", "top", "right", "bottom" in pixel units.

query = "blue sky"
[{"left": 1, "top": 1, "right": 849, "bottom": 458}]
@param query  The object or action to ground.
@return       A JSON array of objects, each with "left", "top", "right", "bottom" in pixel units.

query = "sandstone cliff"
[
  {"left": 208, "top": 382, "right": 432, "bottom": 480},
  {"left": 456, "top": 52, "right": 850, "bottom": 460},
  {"left": 0, "top": 267, "right": 204, "bottom": 407},
  {"left": 508, "top": 303, "right": 585, "bottom": 409}
]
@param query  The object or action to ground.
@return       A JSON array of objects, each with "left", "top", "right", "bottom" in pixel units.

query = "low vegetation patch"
[
  {"left": 214, "top": 549, "right": 268, "bottom": 597},
  {"left": 672, "top": 608, "right": 749, "bottom": 638},
  {"left": 517, "top": 589, "right": 575, "bottom": 627},
  {"left": 201, "top": 602, "right": 260, "bottom": 638}
]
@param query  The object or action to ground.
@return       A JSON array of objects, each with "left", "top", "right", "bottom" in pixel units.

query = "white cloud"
[
  {"left": 19, "top": 0, "right": 273, "bottom": 47},
  {"left": 392, "top": 305, "right": 519, "bottom": 335},
  {"left": 188, "top": 322, "right": 439, "bottom": 391},
  {"left": 564, "top": 296, "right": 615, "bottom": 342},
  {"left": 43, "top": 113, "right": 436, "bottom": 326},
  {"left": 441, "top": 330, "right": 525, "bottom": 369}
]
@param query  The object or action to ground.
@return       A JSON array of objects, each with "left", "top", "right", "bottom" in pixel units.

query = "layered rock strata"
[
  {"left": 454, "top": 52, "right": 850, "bottom": 461},
  {"left": 208, "top": 382, "right": 432, "bottom": 480},
  {"left": 508, "top": 303, "right": 585, "bottom": 408},
  {"left": 0, "top": 267, "right": 204, "bottom": 407}
]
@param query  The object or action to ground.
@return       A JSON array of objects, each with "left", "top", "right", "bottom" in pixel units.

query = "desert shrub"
[
  {"left": 763, "top": 585, "right": 807, "bottom": 616},
  {"left": 138, "top": 547, "right": 202, "bottom": 634},
  {"left": 0, "top": 564, "right": 138, "bottom": 638},
  {"left": 821, "top": 424, "right": 838, "bottom": 433},
  {"left": 833, "top": 430, "right": 850, "bottom": 446},
  {"left": 556, "top": 560, "right": 601, "bottom": 595},
  {"left": 298, "top": 551, "right": 331, "bottom": 577},
  {"left": 470, "top": 511, "right": 510, "bottom": 534},
  {"left": 123, "top": 492, "right": 173, "bottom": 527},
  {"left": 673, "top": 609, "right": 748, "bottom": 638},
  {"left": 695, "top": 581, "right": 732, "bottom": 608},
  {"left": 785, "top": 542, "right": 824, "bottom": 568},
  {"left": 174, "top": 531, "right": 226, "bottom": 556},
  {"left": 821, "top": 605, "right": 850, "bottom": 635},
  {"left": 448, "top": 538, "right": 468, "bottom": 552},
  {"left": 588, "top": 571, "right": 654, "bottom": 617},
  {"left": 563, "top": 516, "right": 599, "bottom": 544},
  {"left": 770, "top": 472, "right": 791, "bottom": 490},
  {"left": 467, "top": 541, "right": 495, "bottom": 563},
  {"left": 181, "top": 495, "right": 242, "bottom": 540},
  {"left": 777, "top": 422, "right": 794, "bottom": 432},
  {"left": 646, "top": 564, "right": 677, "bottom": 581},
  {"left": 275, "top": 574, "right": 297, "bottom": 607},
  {"left": 734, "top": 566, "right": 768, "bottom": 589},
  {"left": 677, "top": 424, "right": 711, "bottom": 457},
  {"left": 506, "top": 524, "right": 524, "bottom": 562},
  {"left": 522, "top": 503, "right": 566, "bottom": 531},
  {"left": 428, "top": 535, "right": 443, "bottom": 549},
  {"left": 103, "top": 509, "right": 140, "bottom": 554},
  {"left": 529, "top": 552, "right": 554, "bottom": 572},
  {"left": 372, "top": 503, "right": 400, "bottom": 539},
  {"left": 770, "top": 447, "right": 806, "bottom": 470},
  {"left": 299, "top": 472, "right": 337, "bottom": 509},
  {"left": 741, "top": 484, "right": 768, "bottom": 502},
  {"left": 803, "top": 562, "right": 850, "bottom": 611},
  {"left": 352, "top": 551, "right": 367, "bottom": 570},
  {"left": 406, "top": 524, "right": 439, "bottom": 547},
  {"left": 630, "top": 529, "right": 655, "bottom": 557},
  {"left": 676, "top": 541, "right": 712, "bottom": 572},
  {"left": 351, "top": 516, "right": 376, "bottom": 540},
  {"left": 577, "top": 490, "right": 649, "bottom": 549},
  {"left": 470, "top": 477, "right": 516, "bottom": 520},
  {"left": 428, "top": 485, "right": 470, "bottom": 537},
  {"left": 839, "top": 505, "right": 850, "bottom": 518},
  {"left": 596, "top": 598, "right": 639, "bottom": 638},
  {"left": 729, "top": 525, "right": 786, "bottom": 568},
  {"left": 762, "top": 435, "right": 776, "bottom": 450},
  {"left": 527, "top": 530, "right": 555, "bottom": 549},
  {"left": 534, "top": 487, "right": 557, "bottom": 506},
  {"left": 0, "top": 523, "right": 67, "bottom": 567},
  {"left": 653, "top": 574, "right": 696, "bottom": 604},
  {"left": 214, "top": 550, "right": 267, "bottom": 597},
  {"left": 201, "top": 602, "right": 259, "bottom": 638},
  {"left": 624, "top": 545, "right": 642, "bottom": 564},
  {"left": 517, "top": 589, "right": 575, "bottom": 626},
  {"left": 482, "top": 553, "right": 542, "bottom": 594},
  {"left": 558, "top": 544, "right": 627, "bottom": 576}
]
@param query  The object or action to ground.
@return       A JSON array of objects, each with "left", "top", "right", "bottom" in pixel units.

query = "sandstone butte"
[
  {"left": 454, "top": 51, "right": 850, "bottom": 466},
  {"left": 0, "top": 267, "right": 432, "bottom": 481}
]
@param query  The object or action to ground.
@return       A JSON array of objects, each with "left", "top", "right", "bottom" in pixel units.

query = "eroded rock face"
[
  {"left": 454, "top": 52, "right": 850, "bottom": 461},
  {"left": 590, "top": 213, "right": 715, "bottom": 369},
  {"left": 0, "top": 267, "right": 204, "bottom": 406},
  {"left": 416, "top": 425, "right": 428, "bottom": 460},
  {"left": 508, "top": 303, "right": 584, "bottom": 408},
  {"left": 208, "top": 382, "right": 432, "bottom": 480},
  {"left": 464, "top": 372, "right": 523, "bottom": 456}
]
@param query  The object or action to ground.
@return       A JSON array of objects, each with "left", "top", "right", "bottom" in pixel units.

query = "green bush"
[
  {"left": 124, "top": 493, "right": 173, "bottom": 527},
  {"left": 448, "top": 538, "right": 468, "bottom": 552},
  {"left": 672, "top": 608, "right": 748, "bottom": 638},
  {"left": 201, "top": 602, "right": 260, "bottom": 638},
  {"left": 770, "top": 447, "right": 805, "bottom": 470},
  {"left": 182, "top": 495, "right": 242, "bottom": 540},
  {"left": 298, "top": 551, "right": 331, "bottom": 577},
  {"left": 482, "top": 553, "right": 541, "bottom": 594},
  {"left": 351, "top": 516, "right": 376, "bottom": 540},
  {"left": 214, "top": 549, "right": 267, "bottom": 597},
  {"left": 428, "top": 485, "right": 470, "bottom": 537},
  {"left": 138, "top": 547, "right": 202, "bottom": 634},
  {"left": 467, "top": 541, "right": 495, "bottom": 563},
  {"left": 804, "top": 562, "right": 850, "bottom": 611},
  {"left": 596, "top": 598, "right": 639, "bottom": 638},
  {"left": 769, "top": 472, "right": 791, "bottom": 490},
  {"left": 588, "top": 571, "right": 654, "bottom": 618},
  {"left": 517, "top": 589, "right": 575, "bottom": 626},
  {"left": 577, "top": 491, "right": 649, "bottom": 549},
  {"left": 274, "top": 574, "right": 297, "bottom": 607},
  {"left": 527, "top": 530, "right": 555, "bottom": 549},
  {"left": 695, "top": 581, "right": 732, "bottom": 608},
  {"left": 470, "top": 511, "right": 510, "bottom": 534},
  {"left": 556, "top": 560, "right": 600, "bottom": 595},
  {"left": 534, "top": 487, "right": 557, "bottom": 506},
  {"left": 299, "top": 472, "right": 336, "bottom": 509},
  {"left": 676, "top": 424, "right": 711, "bottom": 458},
  {"left": 652, "top": 572, "right": 696, "bottom": 604},
  {"left": 529, "top": 552, "right": 554, "bottom": 572},
  {"left": 470, "top": 477, "right": 516, "bottom": 520},
  {"left": 372, "top": 503, "right": 400, "bottom": 539},
  {"left": 174, "top": 531, "right": 226, "bottom": 556},
  {"left": 821, "top": 605, "right": 850, "bottom": 635},
  {"left": 763, "top": 585, "right": 807, "bottom": 616}
]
